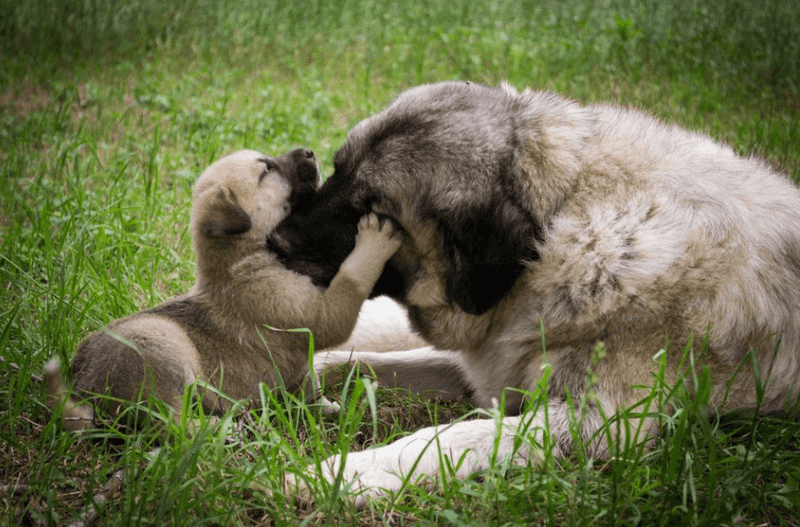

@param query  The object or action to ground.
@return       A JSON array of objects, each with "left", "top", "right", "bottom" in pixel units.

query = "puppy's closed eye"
[{"left": 259, "top": 161, "right": 277, "bottom": 184}]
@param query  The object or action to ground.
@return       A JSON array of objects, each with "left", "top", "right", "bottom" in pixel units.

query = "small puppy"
[{"left": 46, "top": 149, "right": 402, "bottom": 430}]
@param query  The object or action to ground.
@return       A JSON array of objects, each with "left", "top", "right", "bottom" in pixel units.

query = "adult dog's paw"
[{"left": 284, "top": 450, "right": 407, "bottom": 509}]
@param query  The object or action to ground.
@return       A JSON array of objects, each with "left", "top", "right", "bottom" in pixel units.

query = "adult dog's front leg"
[
  {"left": 287, "top": 413, "right": 541, "bottom": 507},
  {"left": 314, "top": 348, "right": 472, "bottom": 401},
  {"left": 287, "top": 388, "right": 631, "bottom": 506}
]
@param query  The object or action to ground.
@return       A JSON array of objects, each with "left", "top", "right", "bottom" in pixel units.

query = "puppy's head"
[{"left": 192, "top": 148, "right": 319, "bottom": 256}]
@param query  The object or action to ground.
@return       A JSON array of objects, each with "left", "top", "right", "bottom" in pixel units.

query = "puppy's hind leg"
[
  {"left": 45, "top": 361, "right": 95, "bottom": 432},
  {"left": 300, "top": 362, "right": 341, "bottom": 415}
]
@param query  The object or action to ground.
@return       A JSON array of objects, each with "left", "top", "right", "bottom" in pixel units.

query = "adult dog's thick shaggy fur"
[
  {"left": 269, "top": 81, "right": 800, "bottom": 504},
  {"left": 47, "top": 149, "right": 401, "bottom": 431}
]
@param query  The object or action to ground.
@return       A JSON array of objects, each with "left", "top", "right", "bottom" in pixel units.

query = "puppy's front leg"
[
  {"left": 336, "top": 214, "right": 402, "bottom": 298},
  {"left": 308, "top": 214, "right": 402, "bottom": 349}
]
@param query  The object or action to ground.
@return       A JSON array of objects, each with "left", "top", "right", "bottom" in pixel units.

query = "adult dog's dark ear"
[
  {"left": 201, "top": 188, "right": 252, "bottom": 239},
  {"left": 437, "top": 200, "right": 540, "bottom": 316}
]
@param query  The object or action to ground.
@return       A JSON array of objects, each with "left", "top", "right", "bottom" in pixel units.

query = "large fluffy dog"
[
  {"left": 269, "top": 81, "right": 800, "bottom": 504},
  {"left": 47, "top": 149, "right": 402, "bottom": 430}
]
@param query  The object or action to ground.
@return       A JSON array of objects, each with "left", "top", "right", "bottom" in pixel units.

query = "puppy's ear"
[
  {"left": 437, "top": 200, "right": 540, "bottom": 316},
  {"left": 200, "top": 188, "right": 252, "bottom": 239}
]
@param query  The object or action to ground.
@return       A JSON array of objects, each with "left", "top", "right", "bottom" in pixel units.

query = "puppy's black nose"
[{"left": 302, "top": 149, "right": 315, "bottom": 159}]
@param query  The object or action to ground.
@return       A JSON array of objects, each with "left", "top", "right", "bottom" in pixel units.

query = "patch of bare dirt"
[{"left": 0, "top": 79, "right": 52, "bottom": 117}]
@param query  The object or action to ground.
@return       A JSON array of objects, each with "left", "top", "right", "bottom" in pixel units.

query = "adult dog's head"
[{"left": 268, "top": 81, "right": 590, "bottom": 315}]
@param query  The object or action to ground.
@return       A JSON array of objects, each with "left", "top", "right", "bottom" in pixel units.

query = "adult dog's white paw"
[
  {"left": 284, "top": 416, "right": 531, "bottom": 508},
  {"left": 285, "top": 450, "right": 408, "bottom": 508}
]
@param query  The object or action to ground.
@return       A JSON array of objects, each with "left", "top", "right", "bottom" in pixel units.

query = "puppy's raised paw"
[{"left": 355, "top": 213, "right": 403, "bottom": 259}]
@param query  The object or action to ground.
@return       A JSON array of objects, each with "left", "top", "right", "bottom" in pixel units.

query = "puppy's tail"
[{"left": 45, "top": 361, "right": 94, "bottom": 432}]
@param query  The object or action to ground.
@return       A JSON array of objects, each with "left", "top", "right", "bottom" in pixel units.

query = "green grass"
[{"left": 1, "top": 0, "right": 799, "bottom": 525}]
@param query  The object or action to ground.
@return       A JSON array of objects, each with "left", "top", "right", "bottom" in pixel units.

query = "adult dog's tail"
[{"left": 45, "top": 361, "right": 94, "bottom": 431}]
